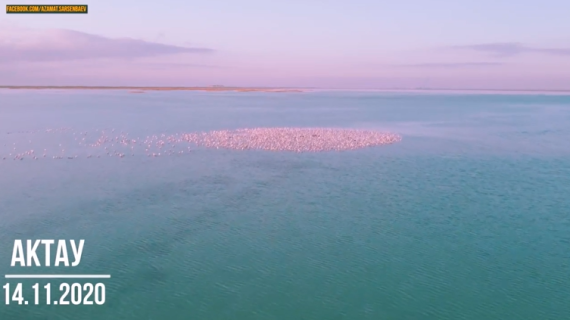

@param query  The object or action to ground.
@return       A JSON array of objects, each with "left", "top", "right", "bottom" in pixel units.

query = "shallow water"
[{"left": 0, "top": 90, "right": 569, "bottom": 319}]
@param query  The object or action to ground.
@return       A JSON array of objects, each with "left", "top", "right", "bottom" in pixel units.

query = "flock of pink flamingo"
[{"left": 1, "top": 127, "right": 401, "bottom": 161}]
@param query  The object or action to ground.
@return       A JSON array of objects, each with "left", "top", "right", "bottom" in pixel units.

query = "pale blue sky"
[{"left": 2, "top": 0, "right": 570, "bottom": 89}]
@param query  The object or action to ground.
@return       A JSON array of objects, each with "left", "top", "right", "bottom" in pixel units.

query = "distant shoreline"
[
  {"left": 0, "top": 86, "right": 304, "bottom": 93},
  {"left": 1, "top": 86, "right": 569, "bottom": 95}
]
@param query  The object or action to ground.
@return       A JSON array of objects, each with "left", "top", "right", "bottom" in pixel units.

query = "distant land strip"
[
  {"left": 0, "top": 86, "right": 304, "bottom": 93},
  {"left": 1, "top": 86, "right": 569, "bottom": 94}
]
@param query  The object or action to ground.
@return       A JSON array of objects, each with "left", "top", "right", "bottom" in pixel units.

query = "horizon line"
[{"left": 1, "top": 86, "right": 569, "bottom": 93}]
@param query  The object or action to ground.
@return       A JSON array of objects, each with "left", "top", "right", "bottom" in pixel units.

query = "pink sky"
[{"left": 2, "top": 1, "right": 570, "bottom": 90}]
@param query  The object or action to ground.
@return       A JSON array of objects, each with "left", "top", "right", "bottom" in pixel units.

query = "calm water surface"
[{"left": 0, "top": 90, "right": 569, "bottom": 319}]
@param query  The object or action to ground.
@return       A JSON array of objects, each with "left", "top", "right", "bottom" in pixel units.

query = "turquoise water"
[{"left": 0, "top": 90, "right": 569, "bottom": 319}]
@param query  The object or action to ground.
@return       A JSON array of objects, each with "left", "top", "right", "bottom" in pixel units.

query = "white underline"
[{"left": 5, "top": 274, "right": 111, "bottom": 279}]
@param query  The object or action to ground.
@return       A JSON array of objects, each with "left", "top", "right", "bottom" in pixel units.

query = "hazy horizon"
[
  {"left": 2, "top": 86, "right": 570, "bottom": 93},
  {"left": 2, "top": 0, "right": 570, "bottom": 90}
]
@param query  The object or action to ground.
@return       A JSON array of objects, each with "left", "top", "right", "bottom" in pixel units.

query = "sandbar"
[{"left": 0, "top": 86, "right": 304, "bottom": 93}]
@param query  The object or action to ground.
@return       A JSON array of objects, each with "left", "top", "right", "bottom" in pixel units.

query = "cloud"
[
  {"left": 397, "top": 62, "right": 503, "bottom": 68},
  {"left": 0, "top": 28, "right": 214, "bottom": 63},
  {"left": 134, "top": 62, "right": 224, "bottom": 69},
  {"left": 154, "top": 32, "right": 166, "bottom": 42},
  {"left": 453, "top": 42, "right": 570, "bottom": 57}
]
